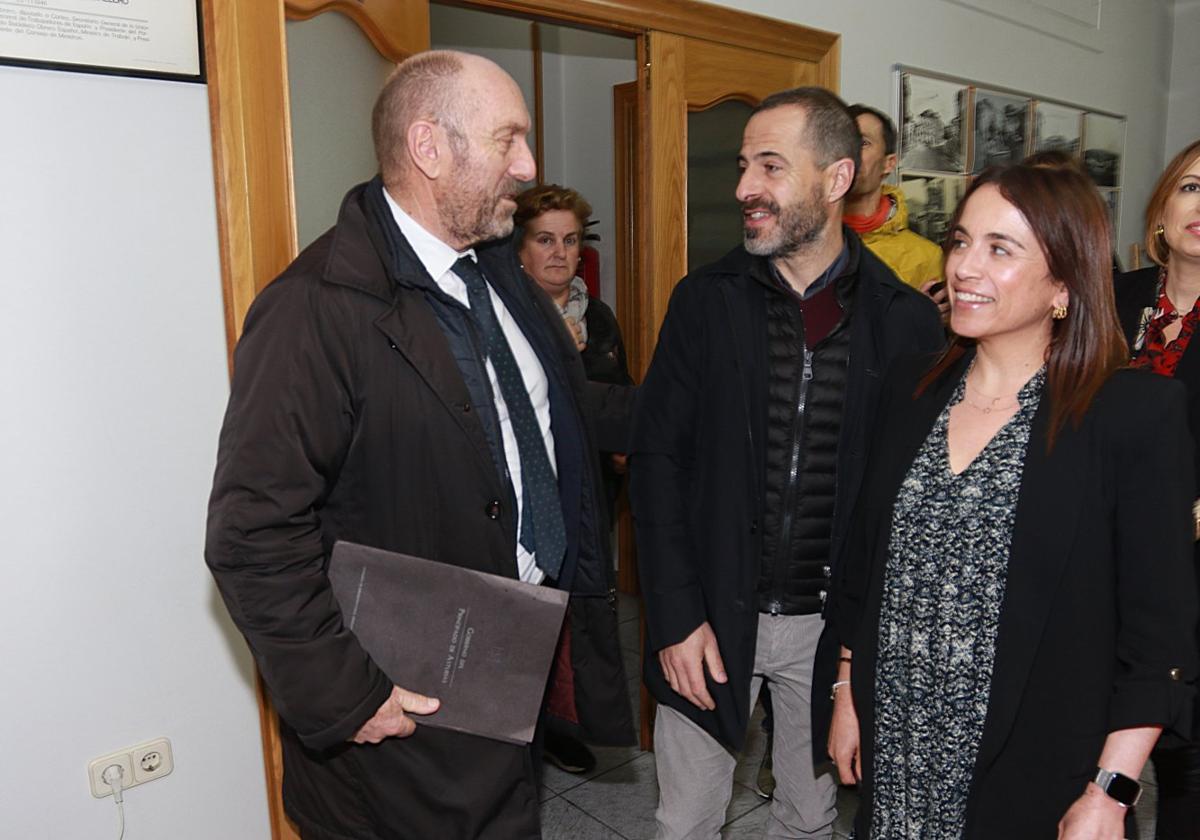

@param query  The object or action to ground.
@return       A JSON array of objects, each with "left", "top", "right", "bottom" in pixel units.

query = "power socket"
[
  {"left": 88, "top": 753, "right": 134, "bottom": 799},
  {"left": 88, "top": 738, "right": 174, "bottom": 798},
  {"left": 132, "top": 738, "right": 173, "bottom": 785}
]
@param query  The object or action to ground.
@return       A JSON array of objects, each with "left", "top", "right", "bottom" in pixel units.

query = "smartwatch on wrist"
[{"left": 1093, "top": 767, "right": 1142, "bottom": 807}]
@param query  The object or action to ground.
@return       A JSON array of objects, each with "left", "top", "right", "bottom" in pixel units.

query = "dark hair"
[
  {"left": 372, "top": 51, "right": 469, "bottom": 184},
  {"left": 1023, "top": 149, "right": 1086, "bottom": 174},
  {"left": 849, "top": 104, "right": 897, "bottom": 155},
  {"left": 919, "top": 164, "right": 1127, "bottom": 449},
  {"left": 752, "top": 87, "right": 861, "bottom": 175},
  {"left": 513, "top": 183, "right": 593, "bottom": 234},
  {"left": 1144, "top": 138, "right": 1200, "bottom": 266}
]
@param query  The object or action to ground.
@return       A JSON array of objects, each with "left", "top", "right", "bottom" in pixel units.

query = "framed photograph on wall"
[
  {"left": 1083, "top": 113, "right": 1126, "bottom": 187},
  {"left": 0, "top": 0, "right": 203, "bottom": 82},
  {"left": 971, "top": 90, "right": 1031, "bottom": 173},
  {"left": 900, "top": 173, "right": 969, "bottom": 245},
  {"left": 894, "top": 65, "right": 1127, "bottom": 255},
  {"left": 899, "top": 73, "right": 967, "bottom": 174},
  {"left": 1032, "top": 102, "right": 1083, "bottom": 156}
]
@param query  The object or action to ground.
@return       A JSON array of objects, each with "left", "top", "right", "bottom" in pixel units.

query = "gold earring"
[
  {"left": 1156, "top": 223, "right": 1167, "bottom": 240},
  {"left": 1052, "top": 303, "right": 1068, "bottom": 320}
]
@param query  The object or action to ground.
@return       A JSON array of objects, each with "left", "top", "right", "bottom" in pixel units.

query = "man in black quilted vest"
[{"left": 631, "top": 87, "right": 944, "bottom": 839}]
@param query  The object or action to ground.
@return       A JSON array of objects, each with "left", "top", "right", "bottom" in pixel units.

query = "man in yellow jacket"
[{"left": 844, "top": 105, "right": 947, "bottom": 316}]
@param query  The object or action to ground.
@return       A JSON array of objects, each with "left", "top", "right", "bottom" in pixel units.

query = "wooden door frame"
[
  {"left": 203, "top": 0, "right": 837, "bottom": 353},
  {"left": 200, "top": 1, "right": 837, "bottom": 836}
]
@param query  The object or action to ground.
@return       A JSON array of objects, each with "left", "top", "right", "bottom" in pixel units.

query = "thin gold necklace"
[
  {"left": 962, "top": 368, "right": 1021, "bottom": 414},
  {"left": 961, "top": 388, "right": 1019, "bottom": 414}
]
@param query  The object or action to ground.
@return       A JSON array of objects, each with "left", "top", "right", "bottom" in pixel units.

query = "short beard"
[
  {"left": 743, "top": 184, "right": 827, "bottom": 259},
  {"left": 441, "top": 183, "right": 518, "bottom": 246},
  {"left": 438, "top": 143, "right": 520, "bottom": 247}
]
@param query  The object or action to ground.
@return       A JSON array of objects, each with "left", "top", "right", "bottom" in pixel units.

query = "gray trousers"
[{"left": 653, "top": 613, "right": 837, "bottom": 840}]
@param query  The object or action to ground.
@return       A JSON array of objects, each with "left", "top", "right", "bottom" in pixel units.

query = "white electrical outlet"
[
  {"left": 88, "top": 738, "right": 174, "bottom": 798},
  {"left": 132, "top": 738, "right": 173, "bottom": 784},
  {"left": 88, "top": 752, "right": 134, "bottom": 799}
]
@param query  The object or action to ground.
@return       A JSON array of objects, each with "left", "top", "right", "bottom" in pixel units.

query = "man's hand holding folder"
[
  {"left": 329, "top": 541, "right": 569, "bottom": 744},
  {"left": 352, "top": 686, "right": 441, "bottom": 744}
]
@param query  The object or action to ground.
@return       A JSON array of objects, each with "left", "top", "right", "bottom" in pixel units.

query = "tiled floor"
[{"left": 540, "top": 593, "right": 1159, "bottom": 840}]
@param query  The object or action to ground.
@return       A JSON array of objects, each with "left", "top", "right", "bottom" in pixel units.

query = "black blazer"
[
  {"left": 830, "top": 351, "right": 1198, "bottom": 839},
  {"left": 1115, "top": 266, "right": 1200, "bottom": 487}
]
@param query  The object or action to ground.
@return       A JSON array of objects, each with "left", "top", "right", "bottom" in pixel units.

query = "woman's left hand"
[
  {"left": 1057, "top": 784, "right": 1127, "bottom": 839},
  {"left": 564, "top": 316, "right": 586, "bottom": 351}
]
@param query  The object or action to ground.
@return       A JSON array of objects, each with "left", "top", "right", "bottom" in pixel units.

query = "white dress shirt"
[{"left": 385, "top": 192, "right": 554, "bottom": 585}]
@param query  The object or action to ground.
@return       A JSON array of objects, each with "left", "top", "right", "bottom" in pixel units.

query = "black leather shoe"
[
  {"left": 755, "top": 734, "right": 776, "bottom": 799},
  {"left": 543, "top": 731, "right": 597, "bottom": 775}
]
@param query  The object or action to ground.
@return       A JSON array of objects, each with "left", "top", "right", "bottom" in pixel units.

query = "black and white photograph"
[
  {"left": 1033, "top": 102, "right": 1083, "bottom": 156},
  {"left": 900, "top": 73, "right": 967, "bottom": 173},
  {"left": 900, "top": 173, "right": 969, "bottom": 245},
  {"left": 1083, "top": 113, "right": 1126, "bottom": 187},
  {"left": 971, "top": 90, "right": 1030, "bottom": 173}
]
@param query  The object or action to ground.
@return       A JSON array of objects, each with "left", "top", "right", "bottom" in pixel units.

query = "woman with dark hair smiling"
[
  {"left": 1115, "top": 138, "right": 1200, "bottom": 839},
  {"left": 826, "top": 164, "right": 1198, "bottom": 839}
]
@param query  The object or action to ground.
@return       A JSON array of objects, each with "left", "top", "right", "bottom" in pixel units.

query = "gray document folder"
[{"left": 328, "top": 541, "right": 569, "bottom": 745}]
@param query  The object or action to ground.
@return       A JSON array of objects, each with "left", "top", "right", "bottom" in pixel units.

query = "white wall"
[
  {"left": 710, "top": 0, "right": 1177, "bottom": 262},
  {"left": 0, "top": 66, "right": 270, "bottom": 839},
  {"left": 287, "top": 12, "right": 394, "bottom": 250},
  {"left": 430, "top": 3, "right": 538, "bottom": 117},
  {"left": 1165, "top": 0, "right": 1200, "bottom": 160},
  {"left": 540, "top": 25, "right": 637, "bottom": 306}
]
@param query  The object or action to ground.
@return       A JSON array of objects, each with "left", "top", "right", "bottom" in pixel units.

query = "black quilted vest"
[{"left": 757, "top": 276, "right": 854, "bottom": 615}]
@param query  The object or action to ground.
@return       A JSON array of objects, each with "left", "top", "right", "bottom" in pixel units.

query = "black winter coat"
[
  {"left": 206, "top": 181, "right": 633, "bottom": 839},
  {"left": 580, "top": 296, "right": 633, "bottom": 388},
  {"left": 831, "top": 351, "right": 1197, "bottom": 838},
  {"left": 1116, "top": 266, "right": 1200, "bottom": 744},
  {"left": 579, "top": 296, "right": 633, "bottom": 518},
  {"left": 629, "top": 233, "right": 944, "bottom": 752}
]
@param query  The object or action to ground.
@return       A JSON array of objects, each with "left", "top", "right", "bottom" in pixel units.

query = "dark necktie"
[{"left": 454, "top": 256, "right": 566, "bottom": 579}]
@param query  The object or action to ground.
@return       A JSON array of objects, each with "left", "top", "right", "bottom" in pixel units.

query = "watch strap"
[{"left": 1093, "top": 766, "right": 1142, "bottom": 807}]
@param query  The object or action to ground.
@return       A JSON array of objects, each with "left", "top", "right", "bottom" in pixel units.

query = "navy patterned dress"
[{"left": 870, "top": 366, "right": 1046, "bottom": 839}]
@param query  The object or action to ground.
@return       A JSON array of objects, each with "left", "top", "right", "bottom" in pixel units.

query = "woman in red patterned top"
[{"left": 1115, "top": 137, "right": 1200, "bottom": 840}]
